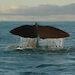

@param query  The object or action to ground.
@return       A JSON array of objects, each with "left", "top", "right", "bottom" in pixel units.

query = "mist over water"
[{"left": 0, "top": 21, "right": 75, "bottom": 75}]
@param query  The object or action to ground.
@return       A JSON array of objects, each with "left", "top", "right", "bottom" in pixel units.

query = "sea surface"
[{"left": 0, "top": 21, "right": 75, "bottom": 75}]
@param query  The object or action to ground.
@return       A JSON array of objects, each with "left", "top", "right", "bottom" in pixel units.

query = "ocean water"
[{"left": 0, "top": 21, "right": 75, "bottom": 75}]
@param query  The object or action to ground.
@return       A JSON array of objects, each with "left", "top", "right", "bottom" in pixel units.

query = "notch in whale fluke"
[{"left": 10, "top": 22, "right": 70, "bottom": 39}]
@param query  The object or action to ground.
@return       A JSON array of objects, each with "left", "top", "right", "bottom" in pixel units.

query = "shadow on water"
[{"left": 20, "top": 72, "right": 49, "bottom": 75}]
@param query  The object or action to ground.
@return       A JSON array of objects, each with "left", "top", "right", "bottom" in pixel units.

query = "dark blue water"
[{"left": 0, "top": 21, "right": 75, "bottom": 75}]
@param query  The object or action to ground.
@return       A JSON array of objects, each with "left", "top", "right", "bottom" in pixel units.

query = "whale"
[{"left": 10, "top": 22, "right": 70, "bottom": 39}]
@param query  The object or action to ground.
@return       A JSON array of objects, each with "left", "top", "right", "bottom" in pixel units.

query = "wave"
[
  {"left": 21, "top": 72, "right": 49, "bottom": 75},
  {"left": 5, "top": 44, "right": 70, "bottom": 50},
  {"left": 5, "top": 45, "right": 74, "bottom": 55}
]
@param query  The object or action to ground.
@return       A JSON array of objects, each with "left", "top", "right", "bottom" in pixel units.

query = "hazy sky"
[
  {"left": 0, "top": 0, "right": 75, "bottom": 7},
  {"left": 0, "top": 0, "right": 75, "bottom": 21}
]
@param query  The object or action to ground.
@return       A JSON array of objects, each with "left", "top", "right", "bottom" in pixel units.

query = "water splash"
[
  {"left": 6, "top": 37, "right": 65, "bottom": 50},
  {"left": 16, "top": 37, "right": 64, "bottom": 50},
  {"left": 17, "top": 37, "right": 37, "bottom": 49}
]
